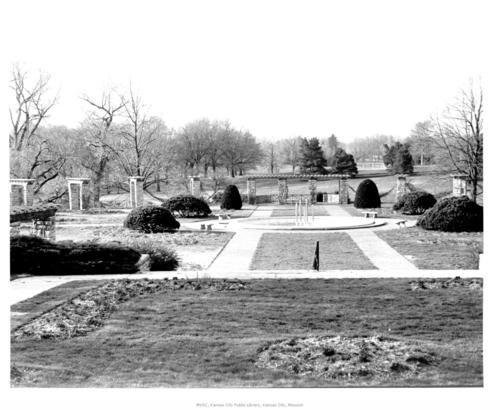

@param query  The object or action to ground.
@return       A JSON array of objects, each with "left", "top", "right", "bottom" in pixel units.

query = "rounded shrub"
[
  {"left": 220, "top": 185, "right": 242, "bottom": 210},
  {"left": 124, "top": 206, "right": 180, "bottom": 233},
  {"left": 354, "top": 179, "right": 381, "bottom": 208},
  {"left": 393, "top": 191, "right": 437, "bottom": 215},
  {"left": 417, "top": 196, "right": 483, "bottom": 232},
  {"left": 162, "top": 195, "right": 212, "bottom": 218}
]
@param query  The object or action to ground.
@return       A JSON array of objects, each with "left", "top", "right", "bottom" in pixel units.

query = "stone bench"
[
  {"left": 215, "top": 213, "right": 231, "bottom": 220},
  {"left": 200, "top": 223, "right": 213, "bottom": 231},
  {"left": 362, "top": 211, "right": 378, "bottom": 218}
]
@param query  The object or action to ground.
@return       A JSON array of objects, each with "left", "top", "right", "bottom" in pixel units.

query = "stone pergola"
[
  {"left": 10, "top": 179, "right": 35, "bottom": 207},
  {"left": 246, "top": 174, "right": 351, "bottom": 205},
  {"left": 67, "top": 178, "right": 91, "bottom": 210}
]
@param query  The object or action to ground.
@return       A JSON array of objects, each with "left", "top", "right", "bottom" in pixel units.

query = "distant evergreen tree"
[
  {"left": 332, "top": 148, "right": 358, "bottom": 175},
  {"left": 383, "top": 142, "right": 414, "bottom": 174},
  {"left": 299, "top": 137, "right": 327, "bottom": 174}
]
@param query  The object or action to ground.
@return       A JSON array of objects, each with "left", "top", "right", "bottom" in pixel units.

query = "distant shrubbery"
[
  {"left": 393, "top": 191, "right": 437, "bottom": 215},
  {"left": 162, "top": 195, "right": 212, "bottom": 217},
  {"left": 220, "top": 185, "right": 242, "bottom": 210},
  {"left": 354, "top": 179, "right": 381, "bottom": 208},
  {"left": 417, "top": 196, "right": 483, "bottom": 232},
  {"left": 10, "top": 235, "right": 142, "bottom": 275},
  {"left": 124, "top": 206, "right": 180, "bottom": 233}
]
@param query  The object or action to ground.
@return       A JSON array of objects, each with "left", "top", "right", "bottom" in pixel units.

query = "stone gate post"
[
  {"left": 339, "top": 177, "right": 349, "bottom": 204},
  {"left": 129, "top": 176, "right": 145, "bottom": 208},
  {"left": 190, "top": 177, "right": 201, "bottom": 197},
  {"left": 309, "top": 178, "right": 317, "bottom": 204},
  {"left": 247, "top": 178, "right": 256, "bottom": 205},
  {"left": 277, "top": 178, "right": 288, "bottom": 204},
  {"left": 395, "top": 174, "right": 408, "bottom": 202}
]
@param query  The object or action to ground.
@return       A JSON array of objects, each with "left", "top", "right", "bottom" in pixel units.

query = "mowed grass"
[
  {"left": 375, "top": 227, "right": 483, "bottom": 269},
  {"left": 250, "top": 233, "right": 375, "bottom": 270},
  {"left": 11, "top": 278, "right": 482, "bottom": 387}
]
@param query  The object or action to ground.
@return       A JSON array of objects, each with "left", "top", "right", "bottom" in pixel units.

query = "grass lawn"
[
  {"left": 11, "top": 278, "right": 482, "bottom": 387},
  {"left": 250, "top": 233, "right": 375, "bottom": 270},
  {"left": 375, "top": 227, "right": 483, "bottom": 269}
]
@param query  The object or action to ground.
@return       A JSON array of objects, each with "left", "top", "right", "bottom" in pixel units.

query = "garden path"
[
  {"left": 205, "top": 206, "right": 273, "bottom": 273},
  {"left": 324, "top": 205, "right": 418, "bottom": 270}
]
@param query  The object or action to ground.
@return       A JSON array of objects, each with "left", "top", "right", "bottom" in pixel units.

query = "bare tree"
[
  {"left": 432, "top": 83, "right": 483, "bottom": 202},
  {"left": 9, "top": 65, "right": 57, "bottom": 151},
  {"left": 79, "top": 90, "right": 125, "bottom": 205},
  {"left": 279, "top": 137, "right": 301, "bottom": 173},
  {"left": 114, "top": 87, "right": 165, "bottom": 187},
  {"left": 263, "top": 142, "right": 279, "bottom": 174},
  {"left": 9, "top": 65, "right": 65, "bottom": 197}
]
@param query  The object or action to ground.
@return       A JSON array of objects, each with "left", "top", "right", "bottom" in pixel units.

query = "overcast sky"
[{"left": 3, "top": 0, "right": 495, "bottom": 143}]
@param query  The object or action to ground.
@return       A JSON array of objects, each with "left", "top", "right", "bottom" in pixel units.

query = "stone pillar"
[
  {"left": 338, "top": 177, "right": 349, "bottom": 204},
  {"left": 277, "top": 178, "right": 288, "bottom": 204},
  {"left": 67, "top": 178, "right": 91, "bottom": 210},
  {"left": 395, "top": 174, "right": 408, "bottom": 202},
  {"left": 10, "top": 179, "right": 35, "bottom": 207},
  {"left": 247, "top": 178, "right": 256, "bottom": 205},
  {"left": 190, "top": 177, "right": 201, "bottom": 197},
  {"left": 129, "top": 176, "right": 145, "bottom": 208},
  {"left": 309, "top": 178, "right": 317, "bottom": 204},
  {"left": 451, "top": 174, "right": 470, "bottom": 198}
]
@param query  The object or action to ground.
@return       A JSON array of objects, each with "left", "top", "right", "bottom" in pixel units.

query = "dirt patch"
[
  {"left": 408, "top": 277, "right": 483, "bottom": 291},
  {"left": 12, "top": 278, "right": 248, "bottom": 341},
  {"left": 256, "top": 335, "right": 438, "bottom": 382}
]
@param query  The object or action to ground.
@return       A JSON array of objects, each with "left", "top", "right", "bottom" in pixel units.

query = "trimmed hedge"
[
  {"left": 354, "top": 179, "right": 381, "bottom": 208},
  {"left": 162, "top": 195, "right": 212, "bottom": 218},
  {"left": 124, "top": 206, "right": 180, "bottom": 233},
  {"left": 393, "top": 191, "right": 437, "bottom": 215},
  {"left": 220, "top": 185, "right": 242, "bottom": 210},
  {"left": 417, "top": 196, "right": 483, "bottom": 232},
  {"left": 10, "top": 235, "right": 142, "bottom": 275}
]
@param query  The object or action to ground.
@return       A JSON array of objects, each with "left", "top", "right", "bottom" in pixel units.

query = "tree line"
[{"left": 9, "top": 65, "right": 483, "bottom": 203}]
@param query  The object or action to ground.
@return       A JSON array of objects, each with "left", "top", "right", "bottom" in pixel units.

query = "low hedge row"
[{"left": 11, "top": 235, "right": 142, "bottom": 275}]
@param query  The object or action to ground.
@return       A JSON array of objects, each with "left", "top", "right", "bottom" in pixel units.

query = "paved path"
[
  {"left": 324, "top": 205, "right": 417, "bottom": 270},
  {"left": 11, "top": 269, "right": 484, "bottom": 306},
  {"left": 206, "top": 207, "right": 273, "bottom": 273}
]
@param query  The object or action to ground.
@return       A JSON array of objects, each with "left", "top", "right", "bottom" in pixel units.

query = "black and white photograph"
[{"left": 3, "top": 0, "right": 498, "bottom": 409}]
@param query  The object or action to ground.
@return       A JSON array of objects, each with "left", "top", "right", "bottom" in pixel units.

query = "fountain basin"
[{"left": 236, "top": 216, "right": 386, "bottom": 231}]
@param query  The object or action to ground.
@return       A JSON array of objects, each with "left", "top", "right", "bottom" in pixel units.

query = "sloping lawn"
[
  {"left": 375, "top": 227, "right": 483, "bottom": 269},
  {"left": 250, "top": 232, "right": 375, "bottom": 270},
  {"left": 11, "top": 278, "right": 482, "bottom": 387}
]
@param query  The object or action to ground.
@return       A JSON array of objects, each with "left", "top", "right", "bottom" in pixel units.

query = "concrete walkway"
[
  {"left": 324, "top": 205, "right": 417, "bottom": 270},
  {"left": 206, "top": 207, "right": 273, "bottom": 273},
  {"left": 11, "top": 269, "right": 484, "bottom": 306}
]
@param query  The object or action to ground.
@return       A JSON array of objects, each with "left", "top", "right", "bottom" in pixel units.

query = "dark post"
[{"left": 312, "top": 241, "right": 320, "bottom": 271}]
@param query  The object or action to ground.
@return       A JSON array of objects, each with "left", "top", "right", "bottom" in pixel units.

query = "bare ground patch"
[{"left": 256, "top": 335, "right": 439, "bottom": 383}]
